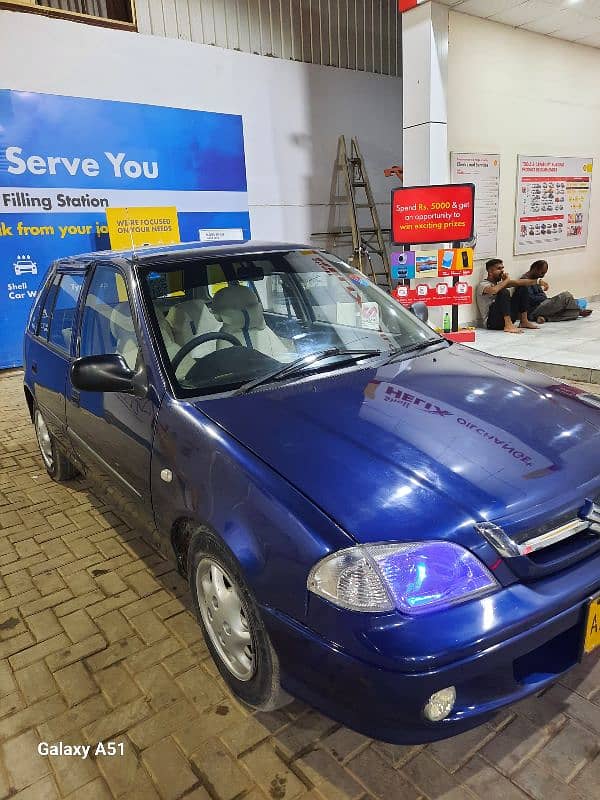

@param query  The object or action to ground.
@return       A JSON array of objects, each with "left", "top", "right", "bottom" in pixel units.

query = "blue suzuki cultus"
[{"left": 23, "top": 243, "right": 600, "bottom": 743}]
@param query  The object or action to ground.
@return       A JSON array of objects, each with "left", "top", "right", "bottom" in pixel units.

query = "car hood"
[{"left": 197, "top": 345, "right": 600, "bottom": 545}]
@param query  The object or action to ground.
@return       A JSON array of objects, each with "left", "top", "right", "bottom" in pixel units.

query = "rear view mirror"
[
  {"left": 409, "top": 301, "right": 429, "bottom": 324},
  {"left": 236, "top": 264, "right": 265, "bottom": 282},
  {"left": 71, "top": 354, "right": 146, "bottom": 396}
]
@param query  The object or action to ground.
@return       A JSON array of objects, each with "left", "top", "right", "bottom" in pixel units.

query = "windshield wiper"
[
  {"left": 234, "top": 347, "right": 383, "bottom": 395},
  {"left": 386, "top": 337, "right": 446, "bottom": 362}
]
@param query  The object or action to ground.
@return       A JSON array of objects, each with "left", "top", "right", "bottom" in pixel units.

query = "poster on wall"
[
  {"left": 0, "top": 89, "right": 250, "bottom": 368},
  {"left": 451, "top": 153, "right": 500, "bottom": 260},
  {"left": 515, "top": 155, "right": 593, "bottom": 256}
]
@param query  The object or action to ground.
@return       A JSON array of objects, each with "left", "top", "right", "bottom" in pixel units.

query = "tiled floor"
[
  {"left": 1, "top": 370, "right": 600, "bottom": 800},
  {"left": 463, "top": 302, "right": 600, "bottom": 370}
]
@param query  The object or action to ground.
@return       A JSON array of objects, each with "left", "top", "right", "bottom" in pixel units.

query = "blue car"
[{"left": 23, "top": 242, "right": 600, "bottom": 743}]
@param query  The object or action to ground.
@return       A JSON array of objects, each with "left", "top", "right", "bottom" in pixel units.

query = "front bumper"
[{"left": 263, "top": 558, "right": 600, "bottom": 744}]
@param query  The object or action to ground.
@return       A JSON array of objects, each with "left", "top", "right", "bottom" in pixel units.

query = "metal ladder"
[{"left": 338, "top": 135, "right": 392, "bottom": 290}]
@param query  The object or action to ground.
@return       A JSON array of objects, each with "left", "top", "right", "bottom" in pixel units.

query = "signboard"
[
  {"left": 515, "top": 155, "right": 593, "bottom": 255},
  {"left": 392, "top": 282, "right": 472, "bottom": 308},
  {"left": 451, "top": 153, "right": 500, "bottom": 260},
  {"left": 391, "top": 183, "right": 475, "bottom": 246},
  {"left": 398, "top": 0, "right": 428, "bottom": 11},
  {"left": 0, "top": 89, "right": 250, "bottom": 368},
  {"left": 106, "top": 207, "right": 180, "bottom": 250}
]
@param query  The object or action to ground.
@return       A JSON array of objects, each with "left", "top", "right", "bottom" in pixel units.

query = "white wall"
[
  {"left": 0, "top": 11, "right": 402, "bottom": 251},
  {"left": 448, "top": 11, "right": 600, "bottom": 315}
]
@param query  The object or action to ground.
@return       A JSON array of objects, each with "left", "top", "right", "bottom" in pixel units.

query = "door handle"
[
  {"left": 31, "top": 362, "right": 38, "bottom": 374},
  {"left": 71, "top": 389, "right": 80, "bottom": 407}
]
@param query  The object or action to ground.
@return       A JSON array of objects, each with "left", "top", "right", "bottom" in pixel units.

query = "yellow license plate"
[{"left": 583, "top": 596, "right": 600, "bottom": 656}]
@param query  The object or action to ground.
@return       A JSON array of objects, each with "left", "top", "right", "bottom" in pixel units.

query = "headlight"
[{"left": 307, "top": 541, "right": 498, "bottom": 615}]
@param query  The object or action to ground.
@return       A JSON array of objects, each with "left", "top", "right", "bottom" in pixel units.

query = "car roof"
[{"left": 52, "top": 240, "right": 313, "bottom": 270}]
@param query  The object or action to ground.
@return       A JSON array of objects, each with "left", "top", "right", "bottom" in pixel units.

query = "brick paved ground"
[{"left": 1, "top": 369, "right": 599, "bottom": 800}]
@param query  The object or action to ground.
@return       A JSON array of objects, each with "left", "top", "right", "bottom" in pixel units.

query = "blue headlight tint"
[{"left": 369, "top": 541, "right": 498, "bottom": 615}]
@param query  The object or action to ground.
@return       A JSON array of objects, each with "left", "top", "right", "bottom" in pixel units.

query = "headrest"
[
  {"left": 109, "top": 302, "right": 135, "bottom": 341},
  {"left": 211, "top": 285, "right": 265, "bottom": 332}
]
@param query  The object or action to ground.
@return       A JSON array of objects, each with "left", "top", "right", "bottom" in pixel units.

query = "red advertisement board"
[
  {"left": 391, "top": 183, "right": 475, "bottom": 246},
  {"left": 391, "top": 282, "right": 473, "bottom": 308}
]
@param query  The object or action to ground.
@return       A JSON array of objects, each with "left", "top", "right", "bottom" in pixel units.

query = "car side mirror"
[
  {"left": 409, "top": 301, "right": 429, "bottom": 324},
  {"left": 71, "top": 354, "right": 147, "bottom": 396}
]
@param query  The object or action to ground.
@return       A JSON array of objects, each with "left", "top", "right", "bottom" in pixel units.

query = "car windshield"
[{"left": 140, "top": 248, "right": 442, "bottom": 396}]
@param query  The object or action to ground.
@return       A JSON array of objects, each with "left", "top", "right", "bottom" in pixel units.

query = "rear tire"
[
  {"left": 34, "top": 405, "right": 77, "bottom": 482},
  {"left": 189, "top": 529, "right": 292, "bottom": 711}
]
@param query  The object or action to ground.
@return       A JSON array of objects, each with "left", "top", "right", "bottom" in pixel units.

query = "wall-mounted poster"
[
  {"left": 0, "top": 89, "right": 250, "bottom": 368},
  {"left": 451, "top": 153, "right": 500, "bottom": 260},
  {"left": 515, "top": 155, "right": 593, "bottom": 256}
]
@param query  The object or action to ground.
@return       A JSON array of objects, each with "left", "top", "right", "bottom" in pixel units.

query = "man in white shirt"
[{"left": 476, "top": 259, "right": 546, "bottom": 334}]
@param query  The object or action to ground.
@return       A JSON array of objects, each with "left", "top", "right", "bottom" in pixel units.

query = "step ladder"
[{"left": 334, "top": 136, "right": 392, "bottom": 290}]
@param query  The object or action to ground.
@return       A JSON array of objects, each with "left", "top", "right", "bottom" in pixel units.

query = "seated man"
[
  {"left": 477, "top": 258, "right": 542, "bottom": 334},
  {"left": 519, "top": 260, "right": 593, "bottom": 323}
]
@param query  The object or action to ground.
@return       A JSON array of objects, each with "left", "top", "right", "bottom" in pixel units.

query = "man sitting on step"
[{"left": 517, "top": 260, "right": 593, "bottom": 323}]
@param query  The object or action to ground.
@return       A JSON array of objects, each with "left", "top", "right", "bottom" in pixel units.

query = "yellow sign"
[
  {"left": 583, "top": 596, "right": 600, "bottom": 656},
  {"left": 106, "top": 206, "right": 180, "bottom": 250}
]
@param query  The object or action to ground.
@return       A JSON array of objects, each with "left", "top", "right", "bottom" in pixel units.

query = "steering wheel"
[{"left": 171, "top": 332, "right": 243, "bottom": 372}]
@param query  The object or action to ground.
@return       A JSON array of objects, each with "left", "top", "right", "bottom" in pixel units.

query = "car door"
[
  {"left": 66, "top": 262, "right": 157, "bottom": 531},
  {"left": 28, "top": 269, "right": 87, "bottom": 454}
]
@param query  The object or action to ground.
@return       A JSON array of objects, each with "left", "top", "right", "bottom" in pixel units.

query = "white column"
[{"left": 402, "top": 1, "right": 449, "bottom": 187}]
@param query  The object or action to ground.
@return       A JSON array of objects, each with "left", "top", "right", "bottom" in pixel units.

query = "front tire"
[
  {"left": 189, "top": 530, "right": 292, "bottom": 710},
  {"left": 34, "top": 406, "right": 77, "bottom": 481}
]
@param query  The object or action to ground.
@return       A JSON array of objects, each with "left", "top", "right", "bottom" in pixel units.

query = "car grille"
[{"left": 475, "top": 496, "right": 600, "bottom": 580}]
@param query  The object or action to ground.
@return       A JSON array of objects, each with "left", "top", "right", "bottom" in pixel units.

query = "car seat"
[
  {"left": 109, "top": 303, "right": 139, "bottom": 370},
  {"left": 165, "top": 299, "right": 221, "bottom": 360},
  {"left": 211, "top": 285, "right": 292, "bottom": 359}
]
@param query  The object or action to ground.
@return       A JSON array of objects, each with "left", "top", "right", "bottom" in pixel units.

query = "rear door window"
[{"left": 48, "top": 274, "right": 86, "bottom": 353}]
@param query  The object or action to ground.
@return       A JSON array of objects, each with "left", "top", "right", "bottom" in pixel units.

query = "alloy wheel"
[
  {"left": 35, "top": 411, "right": 54, "bottom": 469},
  {"left": 196, "top": 558, "right": 255, "bottom": 681}
]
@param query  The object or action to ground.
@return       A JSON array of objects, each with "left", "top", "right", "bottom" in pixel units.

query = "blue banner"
[{"left": 0, "top": 89, "right": 250, "bottom": 368}]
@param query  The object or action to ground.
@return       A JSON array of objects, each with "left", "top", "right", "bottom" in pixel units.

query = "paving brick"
[
  {"left": 403, "top": 751, "right": 473, "bottom": 800},
  {"left": 133, "top": 663, "right": 183, "bottom": 710},
  {"left": 164, "top": 612, "right": 205, "bottom": 648},
  {"left": 94, "top": 610, "right": 134, "bottom": 643},
  {"left": 129, "top": 697, "right": 198, "bottom": 749},
  {"left": 53, "top": 662, "right": 98, "bottom": 707},
  {"left": 173, "top": 702, "right": 245, "bottom": 757},
  {"left": 32, "top": 572, "right": 67, "bottom": 596},
  {"left": 0, "top": 588, "right": 40, "bottom": 613},
  {"left": 38, "top": 694, "right": 110, "bottom": 741},
  {"left": 162, "top": 648, "right": 198, "bottom": 677},
  {"left": 93, "top": 572, "right": 128, "bottom": 596},
  {"left": 123, "top": 570, "right": 161, "bottom": 597},
  {"left": 295, "top": 747, "right": 364, "bottom": 800},
  {"left": 512, "top": 758, "right": 582, "bottom": 800},
  {"left": 63, "top": 571, "right": 97, "bottom": 597},
  {"left": 86, "top": 591, "right": 139, "bottom": 620},
  {"left": 46, "top": 729, "right": 100, "bottom": 796},
  {"left": 83, "top": 697, "right": 152, "bottom": 744},
  {"left": 1, "top": 729, "right": 50, "bottom": 791},
  {"left": 55, "top": 591, "right": 106, "bottom": 618},
  {"left": 176, "top": 665, "right": 225, "bottom": 709},
  {"left": 571, "top": 752, "right": 600, "bottom": 800},
  {"left": 59, "top": 610, "right": 99, "bottom": 643},
  {"left": 95, "top": 664, "right": 140, "bottom": 707},
  {"left": 7, "top": 774, "right": 59, "bottom": 800},
  {"left": 142, "top": 737, "right": 199, "bottom": 800},
  {"left": 15, "top": 660, "right": 57, "bottom": 703},
  {"left": 0, "top": 659, "right": 17, "bottom": 697},
  {"left": 0, "top": 630, "right": 35, "bottom": 659},
  {"left": 322, "top": 727, "right": 371, "bottom": 764},
  {"left": 543, "top": 684, "right": 600, "bottom": 735},
  {"left": 124, "top": 636, "right": 180, "bottom": 673},
  {"left": 62, "top": 776, "right": 113, "bottom": 800},
  {"left": 242, "top": 742, "right": 306, "bottom": 800},
  {"left": 536, "top": 721, "right": 598, "bottom": 782},
  {"left": 348, "top": 746, "right": 419, "bottom": 800},
  {"left": 45, "top": 634, "right": 107, "bottom": 672},
  {"left": 0, "top": 693, "right": 67, "bottom": 741},
  {"left": 456, "top": 756, "right": 531, "bottom": 800},
  {"left": 188, "top": 736, "right": 251, "bottom": 799},
  {"left": 275, "top": 710, "right": 337, "bottom": 758},
  {"left": 8, "top": 633, "right": 71, "bottom": 671},
  {"left": 220, "top": 716, "right": 271, "bottom": 757},
  {"left": 154, "top": 598, "right": 187, "bottom": 621},
  {"left": 96, "top": 735, "right": 152, "bottom": 798},
  {"left": 25, "top": 609, "right": 63, "bottom": 642},
  {"left": 85, "top": 637, "right": 143, "bottom": 672},
  {"left": 129, "top": 610, "right": 169, "bottom": 645}
]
